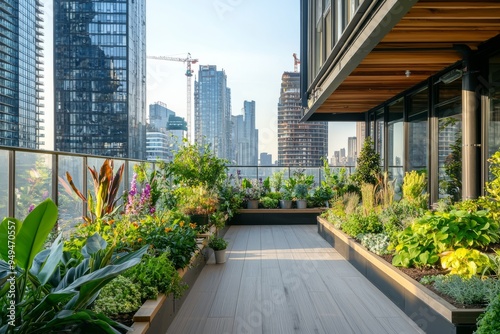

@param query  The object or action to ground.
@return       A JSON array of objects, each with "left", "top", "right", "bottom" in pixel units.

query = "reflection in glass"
[
  {"left": 438, "top": 103, "right": 462, "bottom": 202},
  {"left": 15, "top": 152, "right": 53, "bottom": 220},
  {"left": 0, "top": 150, "right": 9, "bottom": 219},
  {"left": 376, "top": 109, "right": 384, "bottom": 166},
  {"left": 488, "top": 54, "right": 500, "bottom": 180},
  {"left": 408, "top": 89, "right": 429, "bottom": 172},
  {"left": 58, "top": 155, "right": 84, "bottom": 233},
  {"left": 388, "top": 99, "right": 404, "bottom": 197}
]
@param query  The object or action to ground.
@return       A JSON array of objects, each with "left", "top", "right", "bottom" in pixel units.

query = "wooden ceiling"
[{"left": 316, "top": 0, "right": 500, "bottom": 115}]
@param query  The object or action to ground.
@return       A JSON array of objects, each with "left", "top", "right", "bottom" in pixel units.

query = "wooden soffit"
[{"left": 306, "top": 0, "right": 500, "bottom": 121}]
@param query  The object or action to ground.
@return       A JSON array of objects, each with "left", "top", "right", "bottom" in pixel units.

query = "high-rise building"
[
  {"left": 231, "top": 101, "right": 259, "bottom": 165},
  {"left": 260, "top": 152, "right": 272, "bottom": 166},
  {"left": 54, "top": 0, "right": 147, "bottom": 159},
  {"left": 194, "top": 65, "right": 231, "bottom": 159},
  {"left": 356, "top": 122, "right": 366, "bottom": 161},
  {"left": 0, "top": 1, "right": 44, "bottom": 149},
  {"left": 244, "top": 100, "right": 258, "bottom": 165},
  {"left": 277, "top": 72, "right": 328, "bottom": 166},
  {"left": 347, "top": 136, "right": 357, "bottom": 165},
  {"left": 146, "top": 102, "right": 186, "bottom": 162}
]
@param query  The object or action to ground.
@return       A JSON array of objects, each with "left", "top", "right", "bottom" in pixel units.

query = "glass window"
[
  {"left": 0, "top": 149, "right": 8, "bottom": 218},
  {"left": 408, "top": 88, "right": 429, "bottom": 172},
  {"left": 375, "top": 109, "right": 384, "bottom": 167},
  {"left": 487, "top": 54, "right": 500, "bottom": 180},
  {"left": 388, "top": 99, "right": 404, "bottom": 197}
]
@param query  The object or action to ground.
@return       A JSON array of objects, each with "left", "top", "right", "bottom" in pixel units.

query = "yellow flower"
[
  {"left": 189, "top": 223, "right": 197, "bottom": 229},
  {"left": 179, "top": 221, "right": 185, "bottom": 228},
  {"left": 137, "top": 238, "right": 143, "bottom": 243},
  {"left": 164, "top": 227, "right": 172, "bottom": 233}
]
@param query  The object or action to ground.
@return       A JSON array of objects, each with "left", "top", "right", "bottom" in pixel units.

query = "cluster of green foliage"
[
  {"left": 390, "top": 210, "right": 499, "bottom": 268},
  {"left": 0, "top": 200, "right": 147, "bottom": 333},
  {"left": 260, "top": 196, "right": 279, "bottom": 208},
  {"left": 124, "top": 253, "right": 187, "bottom": 300},
  {"left": 208, "top": 235, "right": 228, "bottom": 251},
  {"left": 402, "top": 170, "right": 428, "bottom": 209},
  {"left": 358, "top": 233, "right": 390, "bottom": 256},
  {"left": 378, "top": 200, "right": 425, "bottom": 241},
  {"left": 92, "top": 275, "right": 142, "bottom": 316},
  {"left": 351, "top": 137, "right": 381, "bottom": 186},
  {"left": 341, "top": 212, "right": 383, "bottom": 238},
  {"left": 421, "top": 275, "right": 500, "bottom": 306},
  {"left": 476, "top": 292, "right": 500, "bottom": 333},
  {"left": 440, "top": 248, "right": 491, "bottom": 278}
]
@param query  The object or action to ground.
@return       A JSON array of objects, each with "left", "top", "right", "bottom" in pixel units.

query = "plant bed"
[
  {"left": 127, "top": 246, "right": 208, "bottom": 334},
  {"left": 317, "top": 217, "right": 484, "bottom": 334},
  {"left": 231, "top": 208, "right": 324, "bottom": 225}
]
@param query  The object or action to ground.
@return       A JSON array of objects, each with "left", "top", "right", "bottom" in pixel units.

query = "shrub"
[
  {"left": 341, "top": 212, "right": 383, "bottom": 238},
  {"left": 379, "top": 200, "right": 425, "bottom": 241},
  {"left": 358, "top": 233, "right": 390, "bottom": 255},
  {"left": 125, "top": 252, "right": 187, "bottom": 300},
  {"left": 390, "top": 210, "right": 499, "bottom": 268},
  {"left": 476, "top": 292, "right": 500, "bottom": 334},
  {"left": 402, "top": 170, "right": 428, "bottom": 209},
  {"left": 440, "top": 248, "right": 491, "bottom": 278},
  {"left": 423, "top": 275, "right": 500, "bottom": 306},
  {"left": 260, "top": 196, "right": 279, "bottom": 208},
  {"left": 93, "top": 275, "right": 142, "bottom": 316},
  {"left": 351, "top": 137, "right": 381, "bottom": 186},
  {"left": 208, "top": 236, "right": 228, "bottom": 251}
]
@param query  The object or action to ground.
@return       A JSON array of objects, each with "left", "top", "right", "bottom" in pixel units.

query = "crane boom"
[{"left": 147, "top": 53, "right": 199, "bottom": 142}]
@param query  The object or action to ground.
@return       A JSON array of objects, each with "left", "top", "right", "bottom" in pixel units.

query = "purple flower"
[
  {"left": 28, "top": 204, "right": 35, "bottom": 213},
  {"left": 129, "top": 174, "right": 137, "bottom": 196},
  {"left": 149, "top": 207, "right": 156, "bottom": 214}
]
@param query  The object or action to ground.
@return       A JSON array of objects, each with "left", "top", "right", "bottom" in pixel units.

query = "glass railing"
[{"left": 1, "top": 145, "right": 357, "bottom": 224}]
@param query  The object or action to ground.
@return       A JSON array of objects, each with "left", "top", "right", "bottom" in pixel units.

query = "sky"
[{"left": 41, "top": 0, "right": 355, "bottom": 159}]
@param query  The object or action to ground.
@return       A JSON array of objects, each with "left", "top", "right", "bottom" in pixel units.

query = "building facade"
[
  {"left": 347, "top": 136, "right": 357, "bottom": 165},
  {"left": 0, "top": 0, "right": 44, "bottom": 149},
  {"left": 194, "top": 65, "right": 231, "bottom": 160},
  {"left": 146, "top": 102, "right": 186, "bottom": 162},
  {"left": 231, "top": 101, "right": 259, "bottom": 165},
  {"left": 260, "top": 152, "right": 272, "bottom": 166},
  {"left": 54, "top": 0, "right": 146, "bottom": 159},
  {"left": 278, "top": 72, "right": 328, "bottom": 166},
  {"left": 301, "top": 0, "right": 500, "bottom": 203}
]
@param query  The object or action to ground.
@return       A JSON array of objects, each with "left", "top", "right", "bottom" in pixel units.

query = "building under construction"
[{"left": 277, "top": 72, "right": 328, "bottom": 166}]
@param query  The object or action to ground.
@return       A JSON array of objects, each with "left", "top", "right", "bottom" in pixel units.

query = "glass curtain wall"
[
  {"left": 408, "top": 88, "right": 429, "bottom": 172},
  {"left": 437, "top": 79, "right": 462, "bottom": 201},
  {"left": 388, "top": 99, "right": 404, "bottom": 196},
  {"left": 487, "top": 54, "right": 500, "bottom": 181},
  {"left": 375, "top": 109, "right": 385, "bottom": 167}
]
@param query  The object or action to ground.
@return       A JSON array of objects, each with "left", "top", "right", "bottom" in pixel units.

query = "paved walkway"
[{"left": 167, "top": 225, "right": 424, "bottom": 334}]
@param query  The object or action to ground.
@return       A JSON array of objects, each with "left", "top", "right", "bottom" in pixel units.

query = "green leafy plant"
[
  {"left": 260, "top": 196, "right": 279, "bottom": 208},
  {"left": 293, "top": 183, "right": 309, "bottom": 200},
  {"left": 424, "top": 275, "right": 500, "bottom": 306},
  {"left": 125, "top": 252, "right": 187, "bottom": 300},
  {"left": 402, "top": 170, "right": 428, "bottom": 209},
  {"left": 440, "top": 248, "right": 491, "bottom": 278},
  {"left": 241, "top": 178, "right": 263, "bottom": 201},
  {"left": 341, "top": 212, "right": 383, "bottom": 238},
  {"left": 481, "top": 149, "right": 500, "bottom": 222},
  {"left": 146, "top": 219, "right": 197, "bottom": 269},
  {"left": 352, "top": 137, "right": 381, "bottom": 186},
  {"left": 208, "top": 236, "right": 228, "bottom": 251},
  {"left": 270, "top": 170, "right": 285, "bottom": 192},
  {"left": 65, "top": 159, "right": 124, "bottom": 227},
  {"left": 92, "top": 275, "right": 142, "bottom": 316},
  {"left": 379, "top": 200, "right": 425, "bottom": 241},
  {"left": 175, "top": 185, "right": 219, "bottom": 215},
  {"left": 486, "top": 249, "right": 500, "bottom": 277},
  {"left": 390, "top": 210, "right": 499, "bottom": 268},
  {"left": 476, "top": 292, "right": 500, "bottom": 333},
  {"left": 0, "top": 199, "right": 147, "bottom": 333},
  {"left": 358, "top": 233, "right": 390, "bottom": 255}
]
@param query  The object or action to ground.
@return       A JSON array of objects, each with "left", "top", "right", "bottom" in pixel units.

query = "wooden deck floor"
[{"left": 167, "top": 225, "right": 424, "bottom": 334}]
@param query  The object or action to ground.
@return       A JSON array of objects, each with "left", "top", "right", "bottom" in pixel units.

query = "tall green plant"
[
  {"left": 402, "top": 170, "right": 428, "bottom": 209},
  {"left": 352, "top": 137, "right": 381, "bottom": 186},
  {"left": 481, "top": 150, "right": 500, "bottom": 221},
  {"left": 64, "top": 159, "right": 124, "bottom": 226}
]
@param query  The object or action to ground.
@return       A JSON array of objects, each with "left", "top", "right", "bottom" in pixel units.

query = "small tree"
[{"left": 352, "top": 137, "right": 381, "bottom": 186}]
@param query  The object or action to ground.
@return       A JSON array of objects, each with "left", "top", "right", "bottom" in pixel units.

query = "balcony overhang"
[{"left": 302, "top": 0, "right": 500, "bottom": 122}]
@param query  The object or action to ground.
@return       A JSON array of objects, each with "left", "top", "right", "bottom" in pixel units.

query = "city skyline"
[{"left": 36, "top": 1, "right": 355, "bottom": 158}]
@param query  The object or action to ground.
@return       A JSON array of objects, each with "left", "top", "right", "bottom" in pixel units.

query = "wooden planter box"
[
  {"left": 317, "top": 217, "right": 484, "bottom": 334},
  {"left": 231, "top": 208, "right": 324, "bottom": 225},
  {"left": 127, "top": 244, "right": 209, "bottom": 334}
]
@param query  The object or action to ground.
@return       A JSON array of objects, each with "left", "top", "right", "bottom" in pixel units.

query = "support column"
[{"left": 462, "top": 54, "right": 481, "bottom": 200}]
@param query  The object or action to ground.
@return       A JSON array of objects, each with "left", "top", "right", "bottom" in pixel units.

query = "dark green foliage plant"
[
  {"left": 390, "top": 210, "right": 499, "bottom": 268},
  {"left": 92, "top": 275, "right": 142, "bottom": 316},
  {"left": 208, "top": 236, "right": 228, "bottom": 251},
  {"left": 351, "top": 137, "right": 381, "bottom": 186},
  {"left": 378, "top": 200, "right": 425, "bottom": 241},
  {"left": 341, "top": 212, "right": 383, "bottom": 238},
  {"left": 146, "top": 219, "right": 197, "bottom": 269},
  {"left": 125, "top": 253, "right": 187, "bottom": 300},
  {"left": 260, "top": 196, "right": 279, "bottom": 208},
  {"left": 476, "top": 292, "right": 500, "bottom": 333}
]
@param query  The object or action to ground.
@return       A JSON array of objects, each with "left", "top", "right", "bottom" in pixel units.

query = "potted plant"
[
  {"left": 280, "top": 177, "right": 295, "bottom": 209},
  {"left": 208, "top": 235, "right": 228, "bottom": 264},
  {"left": 241, "top": 178, "right": 262, "bottom": 209},
  {"left": 294, "top": 183, "right": 309, "bottom": 209}
]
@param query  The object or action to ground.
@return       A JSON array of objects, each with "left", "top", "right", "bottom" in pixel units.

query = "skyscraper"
[
  {"left": 54, "top": 0, "right": 147, "bottom": 159},
  {"left": 146, "top": 102, "right": 186, "bottom": 162},
  {"left": 0, "top": 1, "right": 44, "bottom": 149},
  {"left": 231, "top": 101, "right": 259, "bottom": 165},
  {"left": 347, "top": 136, "right": 357, "bottom": 165},
  {"left": 194, "top": 65, "right": 231, "bottom": 159},
  {"left": 277, "top": 72, "right": 328, "bottom": 166}
]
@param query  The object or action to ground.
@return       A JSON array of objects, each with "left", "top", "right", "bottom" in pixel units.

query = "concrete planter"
[{"left": 316, "top": 217, "right": 484, "bottom": 334}]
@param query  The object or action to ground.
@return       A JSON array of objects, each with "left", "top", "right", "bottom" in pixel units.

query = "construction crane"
[
  {"left": 293, "top": 53, "right": 300, "bottom": 72},
  {"left": 147, "top": 53, "right": 199, "bottom": 142}
]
